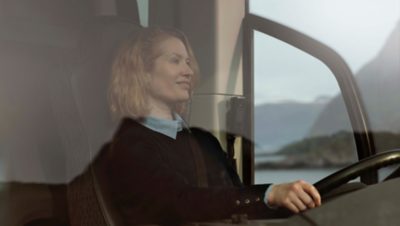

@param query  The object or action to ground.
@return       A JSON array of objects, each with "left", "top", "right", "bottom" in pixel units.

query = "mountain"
[
  {"left": 254, "top": 100, "right": 327, "bottom": 153},
  {"left": 255, "top": 22, "right": 399, "bottom": 167},
  {"left": 309, "top": 21, "right": 400, "bottom": 152}
]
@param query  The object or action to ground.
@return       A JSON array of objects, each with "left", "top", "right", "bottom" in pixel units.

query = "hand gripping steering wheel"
[{"left": 314, "top": 149, "right": 400, "bottom": 195}]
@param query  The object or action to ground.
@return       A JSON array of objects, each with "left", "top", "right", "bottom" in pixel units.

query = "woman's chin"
[
  {"left": 177, "top": 92, "right": 191, "bottom": 102},
  {"left": 177, "top": 96, "right": 190, "bottom": 102}
]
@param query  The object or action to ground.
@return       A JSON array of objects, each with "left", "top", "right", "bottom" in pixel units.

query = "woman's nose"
[{"left": 183, "top": 63, "right": 194, "bottom": 77}]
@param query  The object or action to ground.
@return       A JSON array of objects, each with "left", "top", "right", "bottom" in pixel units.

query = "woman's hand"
[{"left": 267, "top": 180, "right": 321, "bottom": 213}]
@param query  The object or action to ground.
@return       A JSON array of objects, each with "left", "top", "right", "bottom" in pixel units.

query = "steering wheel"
[{"left": 314, "top": 149, "right": 400, "bottom": 195}]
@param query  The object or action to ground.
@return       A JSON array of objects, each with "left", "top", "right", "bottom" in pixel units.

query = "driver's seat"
[
  {"left": 68, "top": 143, "right": 123, "bottom": 226},
  {"left": 66, "top": 0, "right": 142, "bottom": 224}
]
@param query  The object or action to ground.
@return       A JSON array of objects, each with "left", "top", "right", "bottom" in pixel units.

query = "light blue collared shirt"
[{"left": 141, "top": 113, "right": 188, "bottom": 139}]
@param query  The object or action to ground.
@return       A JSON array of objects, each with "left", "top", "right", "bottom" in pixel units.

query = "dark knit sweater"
[{"left": 99, "top": 118, "right": 279, "bottom": 225}]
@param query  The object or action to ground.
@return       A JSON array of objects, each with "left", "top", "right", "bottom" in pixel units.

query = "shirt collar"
[{"left": 141, "top": 113, "right": 188, "bottom": 139}]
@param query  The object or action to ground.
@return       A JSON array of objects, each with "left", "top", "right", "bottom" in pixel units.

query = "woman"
[{"left": 105, "top": 27, "right": 321, "bottom": 225}]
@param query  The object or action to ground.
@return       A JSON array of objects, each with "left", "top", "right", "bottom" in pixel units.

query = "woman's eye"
[{"left": 170, "top": 57, "right": 180, "bottom": 64}]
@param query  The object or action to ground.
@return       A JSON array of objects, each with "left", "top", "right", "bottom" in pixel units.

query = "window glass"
[
  {"left": 137, "top": 0, "right": 149, "bottom": 27},
  {"left": 250, "top": 0, "right": 400, "bottom": 181},
  {"left": 253, "top": 31, "right": 357, "bottom": 184},
  {"left": 249, "top": 0, "right": 399, "bottom": 74}
]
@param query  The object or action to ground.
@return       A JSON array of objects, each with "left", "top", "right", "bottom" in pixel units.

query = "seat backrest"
[
  {"left": 91, "top": 144, "right": 123, "bottom": 226},
  {"left": 68, "top": 143, "right": 123, "bottom": 226},
  {"left": 67, "top": 165, "right": 109, "bottom": 226},
  {"left": 66, "top": 15, "right": 141, "bottom": 179},
  {"left": 66, "top": 2, "right": 142, "bottom": 224}
]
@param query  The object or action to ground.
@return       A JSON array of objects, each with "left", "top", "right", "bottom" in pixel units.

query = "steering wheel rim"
[{"left": 314, "top": 149, "right": 400, "bottom": 195}]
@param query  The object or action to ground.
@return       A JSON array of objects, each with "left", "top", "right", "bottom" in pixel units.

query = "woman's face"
[{"left": 147, "top": 36, "right": 194, "bottom": 109}]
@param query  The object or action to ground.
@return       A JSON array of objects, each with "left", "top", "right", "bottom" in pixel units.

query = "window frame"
[{"left": 242, "top": 4, "right": 378, "bottom": 185}]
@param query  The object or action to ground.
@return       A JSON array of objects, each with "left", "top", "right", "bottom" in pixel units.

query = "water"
[
  {"left": 255, "top": 167, "right": 397, "bottom": 185},
  {"left": 255, "top": 168, "right": 341, "bottom": 184}
]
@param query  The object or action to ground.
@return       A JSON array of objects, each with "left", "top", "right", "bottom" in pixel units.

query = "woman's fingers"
[
  {"left": 285, "top": 201, "right": 300, "bottom": 213},
  {"left": 297, "top": 189, "right": 315, "bottom": 208},
  {"left": 268, "top": 180, "right": 322, "bottom": 213},
  {"left": 290, "top": 195, "right": 307, "bottom": 212},
  {"left": 299, "top": 180, "right": 322, "bottom": 206}
]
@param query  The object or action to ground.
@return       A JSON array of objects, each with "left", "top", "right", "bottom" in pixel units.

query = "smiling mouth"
[{"left": 176, "top": 81, "right": 191, "bottom": 89}]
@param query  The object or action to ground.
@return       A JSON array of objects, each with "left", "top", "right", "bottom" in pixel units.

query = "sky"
[{"left": 250, "top": 0, "right": 400, "bottom": 105}]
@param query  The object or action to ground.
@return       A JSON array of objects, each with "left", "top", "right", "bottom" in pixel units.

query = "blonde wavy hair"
[{"left": 109, "top": 27, "right": 200, "bottom": 119}]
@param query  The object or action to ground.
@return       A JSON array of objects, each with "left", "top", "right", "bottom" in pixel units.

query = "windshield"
[
  {"left": 250, "top": 0, "right": 399, "bottom": 74},
  {"left": 249, "top": 0, "right": 400, "bottom": 184}
]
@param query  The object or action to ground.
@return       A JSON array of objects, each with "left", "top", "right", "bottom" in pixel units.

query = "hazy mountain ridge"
[
  {"left": 255, "top": 22, "right": 400, "bottom": 167},
  {"left": 310, "top": 21, "right": 400, "bottom": 139},
  {"left": 254, "top": 100, "right": 327, "bottom": 153}
]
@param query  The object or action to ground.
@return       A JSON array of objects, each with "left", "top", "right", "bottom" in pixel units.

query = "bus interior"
[{"left": 1, "top": 0, "right": 400, "bottom": 225}]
